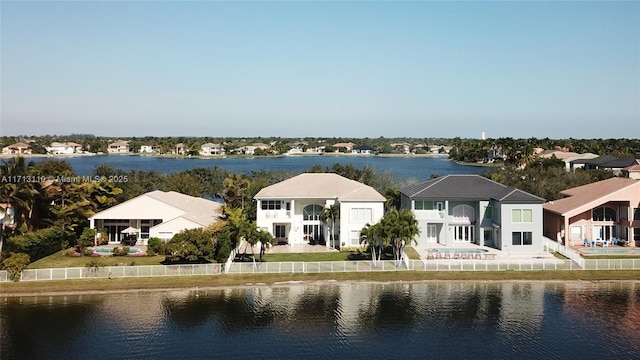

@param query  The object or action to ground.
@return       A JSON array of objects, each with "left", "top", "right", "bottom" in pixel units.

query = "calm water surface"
[
  {"left": 2, "top": 281, "right": 639, "bottom": 360},
  {"left": 27, "top": 155, "right": 483, "bottom": 182}
]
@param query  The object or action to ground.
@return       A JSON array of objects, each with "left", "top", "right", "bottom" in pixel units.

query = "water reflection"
[{"left": 2, "top": 282, "right": 639, "bottom": 360}]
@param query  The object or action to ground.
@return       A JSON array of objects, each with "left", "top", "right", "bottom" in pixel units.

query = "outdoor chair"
[
  {"left": 583, "top": 239, "right": 590, "bottom": 247},
  {"left": 611, "top": 238, "right": 618, "bottom": 246}
]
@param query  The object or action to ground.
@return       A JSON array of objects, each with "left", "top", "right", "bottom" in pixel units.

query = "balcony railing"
[{"left": 414, "top": 210, "right": 445, "bottom": 220}]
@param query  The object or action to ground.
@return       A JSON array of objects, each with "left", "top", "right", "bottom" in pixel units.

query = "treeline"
[{"left": 449, "top": 137, "right": 640, "bottom": 165}]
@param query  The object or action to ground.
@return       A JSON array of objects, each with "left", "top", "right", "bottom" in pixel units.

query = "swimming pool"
[
  {"left": 94, "top": 247, "right": 142, "bottom": 255},
  {"left": 581, "top": 248, "right": 640, "bottom": 255},
  {"left": 431, "top": 248, "right": 488, "bottom": 254}
]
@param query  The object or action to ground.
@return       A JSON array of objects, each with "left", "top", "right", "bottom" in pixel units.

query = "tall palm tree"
[{"left": 320, "top": 204, "right": 340, "bottom": 248}]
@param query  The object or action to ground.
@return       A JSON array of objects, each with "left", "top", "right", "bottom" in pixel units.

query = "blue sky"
[{"left": 1, "top": 1, "right": 639, "bottom": 139}]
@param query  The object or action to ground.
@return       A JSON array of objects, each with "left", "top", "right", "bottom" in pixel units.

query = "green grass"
[{"left": 27, "top": 250, "right": 166, "bottom": 269}]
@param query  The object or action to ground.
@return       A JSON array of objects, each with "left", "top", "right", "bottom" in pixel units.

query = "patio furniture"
[
  {"left": 583, "top": 239, "right": 590, "bottom": 247},
  {"left": 611, "top": 237, "right": 618, "bottom": 246}
]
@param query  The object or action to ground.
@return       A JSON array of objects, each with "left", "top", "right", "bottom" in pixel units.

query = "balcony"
[
  {"left": 262, "top": 210, "right": 291, "bottom": 220},
  {"left": 414, "top": 210, "right": 445, "bottom": 220}
]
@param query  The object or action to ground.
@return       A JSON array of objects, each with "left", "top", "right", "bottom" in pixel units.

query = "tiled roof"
[
  {"left": 254, "top": 173, "right": 385, "bottom": 202},
  {"left": 400, "top": 174, "right": 545, "bottom": 203},
  {"left": 544, "top": 177, "right": 640, "bottom": 215}
]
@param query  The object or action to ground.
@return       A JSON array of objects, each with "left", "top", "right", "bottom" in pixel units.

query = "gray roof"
[{"left": 400, "top": 174, "right": 545, "bottom": 203}]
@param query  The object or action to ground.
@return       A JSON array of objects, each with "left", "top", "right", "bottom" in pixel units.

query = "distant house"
[
  {"left": 89, "top": 190, "right": 223, "bottom": 245},
  {"left": 400, "top": 174, "right": 546, "bottom": 253},
  {"left": 175, "top": 143, "right": 186, "bottom": 155},
  {"left": 254, "top": 173, "right": 386, "bottom": 248},
  {"left": 353, "top": 145, "right": 374, "bottom": 155},
  {"left": 199, "top": 143, "right": 224, "bottom": 156},
  {"left": 543, "top": 177, "right": 640, "bottom": 247},
  {"left": 624, "top": 164, "right": 640, "bottom": 180},
  {"left": 236, "top": 143, "right": 269, "bottom": 155},
  {"left": 140, "top": 143, "right": 158, "bottom": 153},
  {"left": 569, "top": 155, "right": 638, "bottom": 175},
  {"left": 107, "top": 141, "right": 130, "bottom": 154},
  {"left": 45, "top": 142, "right": 83, "bottom": 155},
  {"left": 1, "top": 142, "right": 32, "bottom": 155},
  {"left": 333, "top": 142, "right": 355, "bottom": 153}
]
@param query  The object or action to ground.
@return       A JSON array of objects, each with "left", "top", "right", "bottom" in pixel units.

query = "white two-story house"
[
  {"left": 400, "top": 174, "right": 545, "bottom": 253},
  {"left": 254, "top": 173, "right": 386, "bottom": 249}
]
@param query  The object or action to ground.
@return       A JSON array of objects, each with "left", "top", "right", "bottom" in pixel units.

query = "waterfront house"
[
  {"left": 400, "top": 174, "right": 546, "bottom": 253},
  {"left": 543, "top": 177, "right": 640, "bottom": 247},
  {"left": 569, "top": 155, "right": 638, "bottom": 175},
  {"left": 89, "top": 190, "right": 223, "bottom": 245},
  {"left": 45, "top": 142, "right": 83, "bottom": 155},
  {"left": 107, "top": 141, "right": 130, "bottom": 154},
  {"left": 199, "top": 143, "right": 224, "bottom": 156},
  {"left": 254, "top": 173, "right": 386, "bottom": 248},
  {"left": 175, "top": 143, "right": 186, "bottom": 155},
  {"left": 353, "top": 145, "right": 374, "bottom": 154},
  {"left": 1, "top": 142, "right": 32, "bottom": 155},
  {"left": 624, "top": 164, "right": 640, "bottom": 180},
  {"left": 140, "top": 143, "right": 158, "bottom": 154}
]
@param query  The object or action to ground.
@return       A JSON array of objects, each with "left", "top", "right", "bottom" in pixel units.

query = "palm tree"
[
  {"left": 360, "top": 222, "right": 385, "bottom": 266},
  {"left": 383, "top": 187, "right": 401, "bottom": 211},
  {"left": 320, "top": 204, "right": 340, "bottom": 248}
]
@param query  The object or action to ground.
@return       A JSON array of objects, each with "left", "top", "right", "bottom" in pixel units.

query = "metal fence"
[
  {"left": 3, "top": 254, "right": 640, "bottom": 283},
  {"left": 16, "top": 264, "right": 223, "bottom": 282}
]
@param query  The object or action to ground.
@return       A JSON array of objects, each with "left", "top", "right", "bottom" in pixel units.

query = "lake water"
[
  {"left": 2, "top": 281, "right": 639, "bottom": 360},
  {"left": 26, "top": 154, "right": 484, "bottom": 182}
]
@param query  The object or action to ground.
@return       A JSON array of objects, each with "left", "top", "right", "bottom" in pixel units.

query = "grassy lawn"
[
  {"left": 262, "top": 252, "right": 351, "bottom": 262},
  {"left": 27, "top": 250, "right": 166, "bottom": 269},
  {"left": 2, "top": 270, "right": 640, "bottom": 296}
]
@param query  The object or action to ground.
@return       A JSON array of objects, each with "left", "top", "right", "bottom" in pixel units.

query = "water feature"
[
  {"left": 2, "top": 281, "right": 639, "bottom": 360},
  {"left": 581, "top": 248, "right": 640, "bottom": 255},
  {"left": 24, "top": 154, "right": 484, "bottom": 182}
]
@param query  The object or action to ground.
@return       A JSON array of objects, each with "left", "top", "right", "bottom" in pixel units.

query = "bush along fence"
[{"left": 2, "top": 256, "right": 640, "bottom": 282}]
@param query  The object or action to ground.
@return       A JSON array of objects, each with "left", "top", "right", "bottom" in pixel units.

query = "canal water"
[{"left": 2, "top": 281, "right": 638, "bottom": 359}]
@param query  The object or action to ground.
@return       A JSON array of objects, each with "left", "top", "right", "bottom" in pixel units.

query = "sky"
[{"left": 1, "top": 1, "right": 639, "bottom": 139}]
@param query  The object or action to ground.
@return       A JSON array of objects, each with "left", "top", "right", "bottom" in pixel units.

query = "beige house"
[
  {"left": 89, "top": 190, "right": 223, "bottom": 245},
  {"left": 254, "top": 173, "right": 386, "bottom": 248},
  {"left": 543, "top": 178, "right": 640, "bottom": 247},
  {"left": 199, "top": 143, "right": 224, "bottom": 156},
  {"left": 107, "top": 141, "right": 130, "bottom": 154},
  {"left": 46, "top": 142, "right": 82, "bottom": 155},
  {"left": 2, "top": 142, "right": 31, "bottom": 155}
]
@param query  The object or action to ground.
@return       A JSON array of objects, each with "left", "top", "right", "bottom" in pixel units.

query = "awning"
[{"left": 121, "top": 227, "right": 139, "bottom": 234}]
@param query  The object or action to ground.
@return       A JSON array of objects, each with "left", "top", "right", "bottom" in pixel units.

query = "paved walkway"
[{"left": 413, "top": 242, "right": 558, "bottom": 262}]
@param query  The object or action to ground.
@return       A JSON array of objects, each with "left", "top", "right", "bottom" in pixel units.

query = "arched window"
[
  {"left": 452, "top": 204, "right": 475, "bottom": 223},
  {"left": 303, "top": 204, "right": 324, "bottom": 221},
  {"left": 592, "top": 207, "right": 616, "bottom": 221}
]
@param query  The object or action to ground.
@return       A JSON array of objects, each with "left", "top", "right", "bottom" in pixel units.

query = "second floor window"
[
  {"left": 261, "top": 200, "right": 282, "bottom": 210},
  {"left": 592, "top": 206, "right": 616, "bottom": 221}
]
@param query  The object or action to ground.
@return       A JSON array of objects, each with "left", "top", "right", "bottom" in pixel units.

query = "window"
[
  {"left": 570, "top": 226, "right": 583, "bottom": 241},
  {"left": 350, "top": 208, "right": 373, "bottom": 223},
  {"left": 484, "top": 206, "right": 493, "bottom": 220},
  {"left": 634, "top": 208, "right": 640, "bottom": 221},
  {"left": 512, "top": 209, "right": 532, "bottom": 223},
  {"left": 261, "top": 200, "right": 282, "bottom": 210},
  {"left": 350, "top": 230, "right": 361, "bottom": 246},
  {"left": 452, "top": 205, "right": 475, "bottom": 222},
  {"left": 512, "top": 231, "right": 533, "bottom": 245},
  {"left": 592, "top": 206, "right": 616, "bottom": 221},
  {"left": 414, "top": 200, "right": 433, "bottom": 210},
  {"left": 303, "top": 204, "right": 323, "bottom": 221},
  {"left": 634, "top": 228, "right": 640, "bottom": 242}
]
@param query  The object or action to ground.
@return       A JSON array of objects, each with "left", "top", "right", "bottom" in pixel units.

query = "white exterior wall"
[
  {"left": 499, "top": 203, "right": 544, "bottom": 253},
  {"left": 150, "top": 217, "right": 202, "bottom": 242},
  {"left": 339, "top": 201, "right": 384, "bottom": 247}
]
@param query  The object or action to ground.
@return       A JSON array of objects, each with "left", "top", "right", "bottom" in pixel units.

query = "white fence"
[
  {"left": 543, "top": 237, "right": 586, "bottom": 268},
  {"left": 15, "top": 264, "right": 223, "bottom": 282},
  {"left": 3, "top": 254, "right": 640, "bottom": 283}
]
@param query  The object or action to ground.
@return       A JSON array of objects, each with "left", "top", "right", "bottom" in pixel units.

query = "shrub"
[
  {"left": 85, "top": 257, "right": 105, "bottom": 276},
  {"left": 112, "top": 246, "right": 120, "bottom": 256},
  {"left": 2, "top": 252, "right": 30, "bottom": 282},
  {"left": 78, "top": 228, "right": 96, "bottom": 249},
  {"left": 82, "top": 247, "right": 94, "bottom": 256},
  {"left": 6, "top": 227, "right": 72, "bottom": 262},
  {"left": 64, "top": 248, "right": 78, "bottom": 257},
  {"left": 147, "top": 237, "right": 162, "bottom": 255}
]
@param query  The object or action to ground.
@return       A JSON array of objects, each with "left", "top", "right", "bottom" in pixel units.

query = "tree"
[
  {"left": 383, "top": 187, "right": 401, "bottom": 211},
  {"left": 222, "top": 173, "right": 251, "bottom": 211},
  {"left": 2, "top": 252, "right": 30, "bottom": 281},
  {"left": 320, "top": 204, "right": 340, "bottom": 248},
  {"left": 360, "top": 222, "right": 385, "bottom": 266},
  {"left": 164, "top": 228, "right": 215, "bottom": 263}
]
